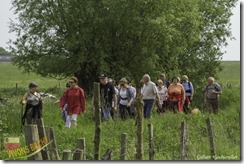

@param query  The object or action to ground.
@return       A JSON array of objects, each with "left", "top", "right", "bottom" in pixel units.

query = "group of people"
[{"left": 20, "top": 73, "right": 222, "bottom": 128}]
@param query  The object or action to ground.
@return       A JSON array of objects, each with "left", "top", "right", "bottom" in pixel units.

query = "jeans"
[
  {"left": 101, "top": 106, "right": 112, "bottom": 121},
  {"left": 143, "top": 99, "right": 154, "bottom": 118}
]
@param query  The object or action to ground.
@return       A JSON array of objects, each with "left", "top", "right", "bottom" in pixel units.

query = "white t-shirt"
[
  {"left": 142, "top": 81, "right": 158, "bottom": 100},
  {"left": 157, "top": 86, "right": 167, "bottom": 105},
  {"left": 119, "top": 89, "right": 128, "bottom": 106},
  {"left": 27, "top": 92, "right": 41, "bottom": 106}
]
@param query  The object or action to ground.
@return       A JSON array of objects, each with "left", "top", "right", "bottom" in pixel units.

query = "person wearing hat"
[
  {"left": 118, "top": 78, "right": 134, "bottom": 119},
  {"left": 167, "top": 77, "right": 186, "bottom": 113},
  {"left": 91, "top": 73, "right": 117, "bottom": 121},
  {"left": 21, "top": 82, "right": 43, "bottom": 125},
  {"left": 181, "top": 75, "right": 194, "bottom": 114}
]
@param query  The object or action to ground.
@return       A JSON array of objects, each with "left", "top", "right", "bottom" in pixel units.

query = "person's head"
[
  {"left": 143, "top": 74, "right": 150, "bottom": 84},
  {"left": 108, "top": 78, "right": 113, "bottom": 83},
  {"left": 29, "top": 82, "right": 38, "bottom": 92},
  {"left": 207, "top": 77, "right": 215, "bottom": 84},
  {"left": 177, "top": 77, "right": 181, "bottom": 83},
  {"left": 157, "top": 79, "right": 164, "bottom": 87},
  {"left": 119, "top": 78, "right": 127, "bottom": 88},
  {"left": 140, "top": 79, "right": 144, "bottom": 88},
  {"left": 69, "top": 76, "right": 78, "bottom": 88},
  {"left": 171, "top": 77, "right": 179, "bottom": 84},
  {"left": 66, "top": 82, "right": 70, "bottom": 90},
  {"left": 160, "top": 73, "right": 166, "bottom": 81},
  {"left": 127, "top": 78, "right": 133, "bottom": 86},
  {"left": 182, "top": 75, "right": 188, "bottom": 82},
  {"left": 99, "top": 73, "right": 108, "bottom": 85}
]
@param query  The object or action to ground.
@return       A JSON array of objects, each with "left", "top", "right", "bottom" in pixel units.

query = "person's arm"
[
  {"left": 213, "top": 84, "right": 222, "bottom": 94},
  {"left": 154, "top": 85, "right": 160, "bottom": 103},
  {"left": 80, "top": 89, "right": 86, "bottom": 113},
  {"left": 181, "top": 86, "right": 186, "bottom": 104},
  {"left": 190, "top": 82, "right": 194, "bottom": 100},
  {"left": 127, "top": 88, "right": 134, "bottom": 107},
  {"left": 113, "top": 93, "right": 117, "bottom": 111},
  {"left": 20, "top": 93, "right": 27, "bottom": 104},
  {"left": 60, "top": 91, "right": 67, "bottom": 111},
  {"left": 204, "top": 87, "right": 207, "bottom": 104}
]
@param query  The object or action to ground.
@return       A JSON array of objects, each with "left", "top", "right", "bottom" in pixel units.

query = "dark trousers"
[
  {"left": 169, "top": 101, "right": 179, "bottom": 113},
  {"left": 206, "top": 98, "right": 219, "bottom": 114},
  {"left": 183, "top": 96, "right": 191, "bottom": 114},
  {"left": 143, "top": 99, "right": 154, "bottom": 118},
  {"left": 157, "top": 102, "right": 167, "bottom": 114},
  {"left": 119, "top": 104, "right": 130, "bottom": 119}
]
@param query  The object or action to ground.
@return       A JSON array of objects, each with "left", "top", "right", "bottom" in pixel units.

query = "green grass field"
[{"left": 0, "top": 61, "right": 240, "bottom": 160}]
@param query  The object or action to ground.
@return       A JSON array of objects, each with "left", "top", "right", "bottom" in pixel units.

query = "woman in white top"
[
  {"left": 156, "top": 80, "right": 168, "bottom": 115},
  {"left": 118, "top": 78, "right": 134, "bottom": 120}
]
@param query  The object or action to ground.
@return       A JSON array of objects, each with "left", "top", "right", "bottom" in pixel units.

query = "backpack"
[
  {"left": 205, "top": 83, "right": 221, "bottom": 99},
  {"left": 181, "top": 81, "right": 192, "bottom": 94}
]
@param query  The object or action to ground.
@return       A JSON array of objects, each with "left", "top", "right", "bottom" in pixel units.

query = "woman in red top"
[{"left": 60, "top": 77, "right": 86, "bottom": 128}]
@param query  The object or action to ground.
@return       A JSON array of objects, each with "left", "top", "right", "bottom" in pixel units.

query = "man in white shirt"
[{"left": 141, "top": 74, "right": 159, "bottom": 118}]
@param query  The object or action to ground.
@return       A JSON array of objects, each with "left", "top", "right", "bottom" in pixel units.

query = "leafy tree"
[{"left": 9, "top": 0, "right": 237, "bottom": 94}]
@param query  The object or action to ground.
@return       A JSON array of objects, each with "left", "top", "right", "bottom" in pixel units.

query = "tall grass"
[{"left": 0, "top": 61, "right": 240, "bottom": 160}]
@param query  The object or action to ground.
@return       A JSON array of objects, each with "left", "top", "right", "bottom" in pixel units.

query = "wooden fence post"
[
  {"left": 120, "top": 133, "right": 128, "bottom": 160},
  {"left": 102, "top": 148, "right": 112, "bottom": 160},
  {"left": 24, "top": 125, "right": 43, "bottom": 160},
  {"left": 62, "top": 149, "right": 72, "bottom": 160},
  {"left": 73, "top": 149, "right": 84, "bottom": 160},
  {"left": 15, "top": 83, "right": 18, "bottom": 95},
  {"left": 206, "top": 118, "right": 215, "bottom": 160},
  {"left": 135, "top": 96, "right": 144, "bottom": 160},
  {"left": 148, "top": 123, "right": 154, "bottom": 160},
  {"left": 76, "top": 138, "right": 86, "bottom": 160},
  {"left": 93, "top": 82, "right": 101, "bottom": 160},
  {"left": 180, "top": 121, "right": 188, "bottom": 160},
  {"left": 45, "top": 127, "right": 59, "bottom": 160},
  {"left": 36, "top": 118, "right": 50, "bottom": 160}
]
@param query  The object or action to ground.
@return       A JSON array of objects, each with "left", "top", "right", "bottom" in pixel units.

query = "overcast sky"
[{"left": 0, "top": 1, "right": 241, "bottom": 60}]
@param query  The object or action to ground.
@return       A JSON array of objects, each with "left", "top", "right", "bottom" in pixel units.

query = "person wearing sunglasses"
[{"left": 60, "top": 77, "right": 86, "bottom": 128}]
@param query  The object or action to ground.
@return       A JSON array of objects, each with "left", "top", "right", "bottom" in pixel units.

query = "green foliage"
[
  {"left": 9, "top": 0, "right": 238, "bottom": 92},
  {"left": 0, "top": 47, "right": 11, "bottom": 55}
]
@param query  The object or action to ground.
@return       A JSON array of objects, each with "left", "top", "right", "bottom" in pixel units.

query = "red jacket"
[{"left": 60, "top": 86, "right": 86, "bottom": 115}]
